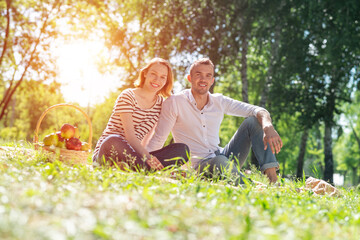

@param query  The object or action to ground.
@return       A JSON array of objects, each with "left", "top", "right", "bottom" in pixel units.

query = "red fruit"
[
  {"left": 60, "top": 123, "right": 75, "bottom": 139},
  {"left": 56, "top": 131, "right": 65, "bottom": 142},
  {"left": 65, "top": 137, "right": 82, "bottom": 151}
]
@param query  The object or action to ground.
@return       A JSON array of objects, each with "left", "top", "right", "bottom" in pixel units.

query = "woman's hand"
[{"left": 146, "top": 156, "right": 164, "bottom": 170}]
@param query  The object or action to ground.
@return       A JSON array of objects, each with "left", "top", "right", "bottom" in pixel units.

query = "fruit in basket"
[
  {"left": 43, "top": 133, "right": 59, "bottom": 146},
  {"left": 74, "top": 127, "right": 80, "bottom": 138},
  {"left": 56, "top": 131, "right": 65, "bottom": 142},
  {"left": 66, "top": 137, "right": 82, "bottom": 150},
  {"left": 56, "top": 140, "right": 66, "bottom": 148},
  {"left": 60, "top": 123, "right": 75, "bottom": 139},
  {"left": 55, "top": 131, "right": 66, "bottom": 148},
  {"left": 81, "top": 142, "right": 90, "bottom": 151}
]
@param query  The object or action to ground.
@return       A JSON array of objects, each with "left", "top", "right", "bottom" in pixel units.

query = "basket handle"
[{"left": 33, "top": 103, "right": 92, "bottom": 149}]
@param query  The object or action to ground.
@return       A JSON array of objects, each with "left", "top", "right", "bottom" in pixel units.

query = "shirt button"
[
  {"left": 203, "top": 125, "right": 205, "bottom": 127},
  {"left": 209, "top": 150, "right": 211, "bottom": 152},
  {"left": 201, "top": 112, "right": 203, "bottom": 114}
]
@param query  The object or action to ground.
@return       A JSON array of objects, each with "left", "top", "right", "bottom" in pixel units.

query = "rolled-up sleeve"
[{"left": 221, "top": 95, "right": 269, "bottom": 117}]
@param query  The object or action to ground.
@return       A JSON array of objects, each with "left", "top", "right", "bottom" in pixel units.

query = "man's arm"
[
  {"left": 256, "top": 110, "right": 283, "bottom": 154},
  {"left": 147, "top": 97, "right": 177, "bottom": 152}
]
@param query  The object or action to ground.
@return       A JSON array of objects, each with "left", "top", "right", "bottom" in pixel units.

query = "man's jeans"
[{"left": 198, "top": 116, "right": 279, "bottom": 185}]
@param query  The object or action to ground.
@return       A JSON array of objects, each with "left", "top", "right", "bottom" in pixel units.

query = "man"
[{"left": 147, "top": 58, "right": 283, "bottom": 184}]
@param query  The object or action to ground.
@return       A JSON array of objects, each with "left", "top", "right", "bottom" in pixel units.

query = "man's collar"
[{"left": 184, "top": 89, "right": 213, "bottom": 107}]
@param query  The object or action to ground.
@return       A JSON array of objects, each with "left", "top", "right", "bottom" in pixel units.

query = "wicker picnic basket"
[{"left": 33, "top": 103, "right": 92, "bottom": 165}]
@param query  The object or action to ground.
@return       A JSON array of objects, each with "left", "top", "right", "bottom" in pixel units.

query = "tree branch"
[
  {"left": 0, "top": 0, "right": 61, "bottom": 121},
  {"left": 0, "top": 0, "right": 12, "bottom": 67},
  {"left": 349, "top": 120, "right": 360, "bottom": 150}
]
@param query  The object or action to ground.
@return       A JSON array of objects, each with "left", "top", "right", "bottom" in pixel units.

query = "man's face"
[{"left": 187, "top": 64, "right": 214, "bottom": 96}]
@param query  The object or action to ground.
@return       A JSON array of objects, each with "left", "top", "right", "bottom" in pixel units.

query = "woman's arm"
[{"left": 120, "top": 112, "right": 163, "bottom": 170}]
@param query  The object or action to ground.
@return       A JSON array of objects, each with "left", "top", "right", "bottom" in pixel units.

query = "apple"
[
  {"left": 56, "top": 131, "right": 65, "bottom": 142},
  {"left": 56, "top": 131, "right": 66, "bottom": 148},
  {"left": 74, "top": 127, "right": 80, "bottom": 138},
  {"left": 43, "top": 133, "right": 59, "bottom": 146},
  {"left": 65, "top": 137, "right": 82, "bottom": 151},
  {"left": 60, "top": 123, "right": 75, "bottom": 139},
  {"left": 81, "top": 142, "right": 90, "bottom": 151}
]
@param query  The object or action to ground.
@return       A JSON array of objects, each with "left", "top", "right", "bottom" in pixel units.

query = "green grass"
[{"left": 0, "top": 142, "right": 359, "bottom": 240}]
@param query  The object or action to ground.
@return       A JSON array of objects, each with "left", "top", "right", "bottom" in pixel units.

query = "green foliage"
[
  {"left": 0, "top": 79, "right": 93, "bottom": 146},
  {"left": 333, "top": 92, "right": 360, "bottom": 185},
  {"left": 0, "top": 145, "right": 360, "bottom": 239},
  {"left": 0, "top": 80, "right": 64, "bottom": 141},
  {"left": 0, "top": 0, "right": 65, "bottom": 120}
]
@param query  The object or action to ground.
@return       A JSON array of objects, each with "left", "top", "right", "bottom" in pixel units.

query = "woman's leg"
[
  {"left": 150, "top": 143, "right": 190, "bottom": 167},
  {"left": 96, "top": 135, "right": 151, "bottom": 170}
]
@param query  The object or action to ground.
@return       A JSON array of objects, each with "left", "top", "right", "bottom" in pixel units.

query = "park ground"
[{"left": 0, "top": 142, "right": 360, "bottom": 240}]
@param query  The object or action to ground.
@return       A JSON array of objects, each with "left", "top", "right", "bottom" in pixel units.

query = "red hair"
[{"left": 134, "top": 58, "right": 174, "bottom": 98}]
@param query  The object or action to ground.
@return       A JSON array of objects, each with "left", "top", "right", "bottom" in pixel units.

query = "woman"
[{"left": 93, "top": 58, "right": 189, "bottom": 171}]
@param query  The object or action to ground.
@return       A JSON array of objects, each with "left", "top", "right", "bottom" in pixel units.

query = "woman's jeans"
[
  {"left": 198, "top": 116, "right": 279, "bottom": 185},
  {"left": 93, "top": 135, "right": 190, "bottom": 170}
]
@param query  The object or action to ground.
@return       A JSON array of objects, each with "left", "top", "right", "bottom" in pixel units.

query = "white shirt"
[{"left": 147, "top": 89, "right": 267, "bottom": 163}]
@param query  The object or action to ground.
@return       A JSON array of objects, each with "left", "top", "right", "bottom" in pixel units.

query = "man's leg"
[
  {"left": 222, "top": 116, "right": 279, "bottom": 183},
  {"left": 197, "top": 155, "right": 251, "bottom": 185}
]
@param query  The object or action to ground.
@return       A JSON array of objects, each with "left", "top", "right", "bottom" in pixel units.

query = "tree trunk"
[
  {"left": 240, "top": 32, "right": 249, "bottom": 103},
  {"left": 296, "top": 128, "right": 309, "bottom": 179},
  {"left": 0, "top": 0, "right": 11, "bottom": 67},
  {"left": 352, "top": 167, "right": 357, "bottom": 186},
  {"left": 349, "top": 121, "right": 360, "bottom": 150},
  {"left": 324, "top": 122, "right": 334, "bottom": 183},
  {"left": 10, "top": 95, "right": 16, "bottom": 127},
  {"left": 260, "top": 24, "right": 280, "bottom": 108}
]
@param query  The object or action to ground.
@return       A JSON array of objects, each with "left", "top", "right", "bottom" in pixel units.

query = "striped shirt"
[{"left": 93, "top": 89, "right": 163, "bottom": 157}]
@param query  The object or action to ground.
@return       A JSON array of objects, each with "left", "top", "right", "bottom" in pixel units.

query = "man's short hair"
[{"left": 189, "top": 58, "right": 214, "bottom": 75}]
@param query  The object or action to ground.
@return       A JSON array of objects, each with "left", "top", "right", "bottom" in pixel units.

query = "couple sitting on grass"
[{"left": 92, "top": 57, "right": 283, "bottom": 185}]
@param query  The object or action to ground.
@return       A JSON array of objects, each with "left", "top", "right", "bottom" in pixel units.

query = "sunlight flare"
[{"left": 52, "top": 40, "right": 120, "bottom": 107}]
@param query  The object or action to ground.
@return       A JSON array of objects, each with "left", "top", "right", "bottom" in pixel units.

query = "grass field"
[{"left": 1, "top": 142, "right": 359, "bottom": 240}]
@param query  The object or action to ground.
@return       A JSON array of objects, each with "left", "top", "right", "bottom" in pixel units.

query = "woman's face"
[{"left": 143, "top": 63, "right": 168, "bottom": 93}]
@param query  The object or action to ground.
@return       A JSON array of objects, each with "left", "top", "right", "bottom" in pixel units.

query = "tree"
[
  {"left": 335, "top": 91, "right": 360, "bottom": 185},
  {"left": 269, "top": 1, "right": 360, "bottom": 183},
  {"left": 0, "top": 79, "right": 64, "bottom": 141},
  {"left": 0, "top": 0, "right": 65, "bottom": 121}
]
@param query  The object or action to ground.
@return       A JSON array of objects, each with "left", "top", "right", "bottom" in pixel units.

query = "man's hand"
[
  {"left": 263, "top": 125, "right": 283, "bottom": 154},
  {"left": 256, "top": 110, "right": 283, "bottom": 155},
  {"left": 146, "top": 156, "right": 164, "bottom": 170}
]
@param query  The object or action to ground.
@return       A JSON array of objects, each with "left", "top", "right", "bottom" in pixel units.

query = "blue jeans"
[
  {"left": 93, "top": 135, "right": 190, "bottom": 171},
  {"left": 198, "top": 117, "right": 279, "bottom": 184}
]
